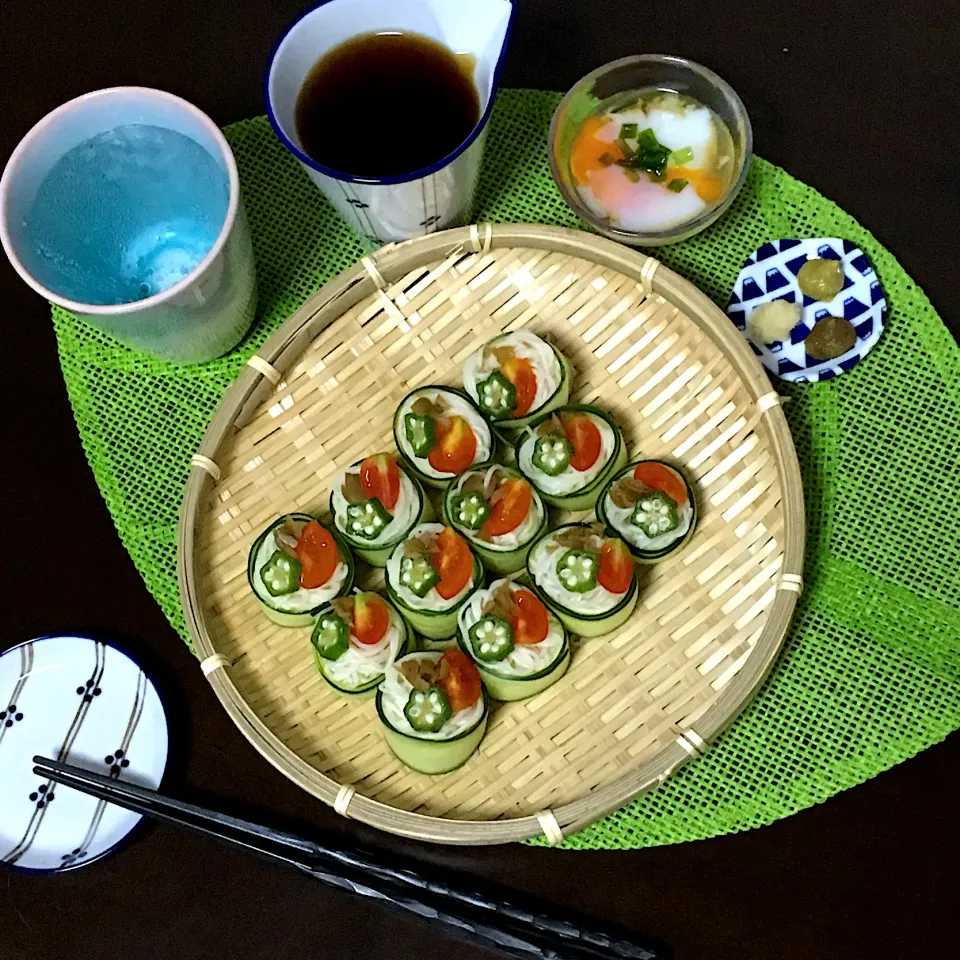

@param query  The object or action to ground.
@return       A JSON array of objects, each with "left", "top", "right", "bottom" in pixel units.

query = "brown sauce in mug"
[{"left": 295, "top": 31, "right": 479, "bottom": 179}]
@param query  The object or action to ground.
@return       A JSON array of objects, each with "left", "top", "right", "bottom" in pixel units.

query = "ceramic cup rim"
[
  {"left": 0, "top": 86, "right": 240, "bottom": 318},
  {"left": 263, "top": 0, "right": 516, "bottom": 186}
]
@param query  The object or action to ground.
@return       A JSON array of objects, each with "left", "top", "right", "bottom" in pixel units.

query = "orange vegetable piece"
[
  {"left": 500, "top": 355, "right": 538, "bottom": 417},
  {"left": 597, "top": 539, "right": 633, "bottom": 594},
  {"left": 480, "top": 478, "right": 532, "bottom": 538},
  {"left": 510, "top": 589, "right": 549, "bottom": 646},
  {"left": 352, "top": 592, "right": 391, "bottom": 645},
  {"left": 360, "top": 453, "right": 400, "bottom": 511},
  {"left": 570, "top": 116, "right": 623, "bottom": 186},
  {"left": 439, "top": 648, "right": 482, "bottom": 712},
  {"left": 633, "top": 461, "right": 688, "bottom": 505},
  {"left": 427, "top": 416, "right": 477, "bottom": 475},
  {"left": 563, "top": 413, "right": 602, "bottom": 472},
  {"left": 295, "top": 521, "right": 340, "bottom": 589},
  {"left": 431, "top": 526, "right": 474, "bottom": 600}
]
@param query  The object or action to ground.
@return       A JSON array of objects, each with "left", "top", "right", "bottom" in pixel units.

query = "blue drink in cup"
[{"left": 0, "top": 87, "right": 257, "bottom": 364}]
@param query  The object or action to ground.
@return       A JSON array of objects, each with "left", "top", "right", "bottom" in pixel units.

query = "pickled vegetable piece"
[
  {"left": 804, "top": 316, "right": 857, "bottom": 360},
  {"left": 798, "top": 258, "right": 845, "bottom": 301},
  {"left": 748, "top": 299, "right": 802, "bottom": 344}
]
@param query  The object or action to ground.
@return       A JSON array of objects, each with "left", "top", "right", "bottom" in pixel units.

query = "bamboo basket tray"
[{"left": 178, "top": 223, "right": 804, "bottom": 845}]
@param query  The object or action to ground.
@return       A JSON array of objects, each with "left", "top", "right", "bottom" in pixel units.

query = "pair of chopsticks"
[{"left": 34, "top": 757, "right": 669, "bottom": 960}]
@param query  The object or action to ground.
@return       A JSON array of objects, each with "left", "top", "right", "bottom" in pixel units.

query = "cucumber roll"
[
  {"left": 515, "top": 405, "right": 627, "bottom": 511},
  {"left": 393, "top": 386, "right": 492, "bottom": 489},
  {"left": 330, "top": 453, "right": 434, "bottom": 567},
  {"left": 385, "top": 523, "right": 484, "bottom": 640},
  {"left": 462, "top": 330, "right": 572, "bottom": 430},
  {"left": 376, "top": 649, "right": 488, "bottom": 774},
  {"left": 442, "top": 463, "right": 547, "bottom": 575},
  {"left": 311, "top": 591, "right": 413, "bottom": 698},
  {"left": 457, "top": 579, "right": 570, "bottom": 701},
  {"left": 247, "top": 514, "right": 354, "bottom": 627},
  {"left": 597, "top": 460, "right": 697, "bottom": 563},
  {"left": 526, "top": 523, "right": 638, "bottom": 638}
]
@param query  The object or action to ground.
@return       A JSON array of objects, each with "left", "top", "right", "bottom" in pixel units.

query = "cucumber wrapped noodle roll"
[
  {"left": 462, "top": 330, "right": 572, "bottom": 430},
  {"left": 330, "top": 453, "right": 434, "bottom": 567},
  {"left": 458, "top": 579, "right": 571, "bottom": 701},
  {"left": 527, "top": 522, "right": 638, "bottom": 638},
  {"left": 515, "top": 404, "right": 626, "bottom": 510},
  {"left": 385, "top": 523, "right": 484, "bottom": 639},
  {"left": 247, "top": 513, "right": 354, "bottom": 627},
  {"left": 311, "top": 590, "right": 412, "bottom": 698},
  {"left": 442, "top": 463, "right": 548, "bottom": 575},
  {"left": 393, "top": 386, "right": 492, "bottom": 489},
  {"left": 377, "top": 649, "right": 487, "bottom": 774},
  {"left": 596, "top": 460, "right": 697, "bottom": 562}
]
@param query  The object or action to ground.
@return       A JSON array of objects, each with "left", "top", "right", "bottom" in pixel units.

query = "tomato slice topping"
[
  {"left": 597, "top": 539, "right": 634, "bottom": 594},
  {"left": 295, "top": 521, "right": 340, "bottom": 589},
  {"left": 431, "top": 526, "right": 474, "bottom": 600},
  {"left": 351, "top": 592, "right": 390, "bottom": 645},
  {"left": 427, "top": 416, "right": 477, "bottom": 475},
  {"left": 439, "top": 648, "right": 482, "bottom": 712},
  {"left": 500, "top": 355, "right": 538, "bottom": 417},
  {"left": 510, "top": 589, "right": 549, "bottom": 645},
  {"left": 563, "top": 413, "right": 602, "bottom": 472},
  {"left": 360, "top": 453, "right": 401, "bottom": 511},
  {"left": 480, "top": 477, "right": 533, "bottom": 538},
  {"left": 633, "top": 461, "right": 687, "bottom": 505}
]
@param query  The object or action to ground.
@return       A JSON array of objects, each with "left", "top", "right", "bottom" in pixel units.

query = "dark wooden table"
[{"left": 2, "top": 2, "right": 958, "bottom": 958}]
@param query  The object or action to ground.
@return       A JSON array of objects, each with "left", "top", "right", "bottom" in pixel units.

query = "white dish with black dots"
[
  {"left": 726, "top": 237, "right": 886, "bottom": 383},
  {"left": 0, "top": 634, "right": 169, "bottom": 873}
]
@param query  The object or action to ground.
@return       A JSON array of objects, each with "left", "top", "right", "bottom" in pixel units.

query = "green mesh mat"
[{"left": 51, "top": 89, "right": 960, "bottom": 850}]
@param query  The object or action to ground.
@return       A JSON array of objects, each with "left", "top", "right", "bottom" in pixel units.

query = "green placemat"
[{"left": 51, "top": 89, "right": 960, "bottom": 851}]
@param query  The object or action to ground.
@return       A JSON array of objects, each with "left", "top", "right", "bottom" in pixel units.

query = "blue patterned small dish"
[
  {"left": 726, "top": 237, "right": 886, "bottom": 382},
  {"left": 0, "top": 635, "right": 169, "bottom": 873}
]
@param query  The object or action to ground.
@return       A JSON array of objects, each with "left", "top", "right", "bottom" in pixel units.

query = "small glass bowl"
[{"left": 548, "top": 55, "right": 753, "bottom": 246}]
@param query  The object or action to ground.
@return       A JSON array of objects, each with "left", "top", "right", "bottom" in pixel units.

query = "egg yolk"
[{"left": 569, "top": 117, "right": 623, "bottom": 186}]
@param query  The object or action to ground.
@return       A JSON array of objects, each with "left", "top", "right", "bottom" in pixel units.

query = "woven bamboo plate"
[{"left": 178, "top": 223, "right": 804, "bottom": 845}]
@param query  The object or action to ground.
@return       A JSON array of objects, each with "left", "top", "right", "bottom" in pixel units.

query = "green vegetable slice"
[
  {"left": 617, "top": 127, "right": 672, "bottom": 180},
  {"left": 345, "top": 498, "right": 392, "bottom": 539},
  {"left": 477, "top": 371, "right": 517, "bottom": 418},
  {"left": 630, "top": 490, "right": 680, "bottom": 537},
  {"left": 260, "top": 550, "right": 302, "bottom": 597},
  {"left": 451, "top": 491, "right": 491, "bottom": 530},
  {"left": 404, "top": 414, "right": 436, "bottom": 456},
  {"left": 556, "top": 549, "right": 599, "bottom": 593},
  {"left": 532, "top": 435, "right": 573, "bottom": 476},
  {"left": 400, "top": 555, "right": 440, "bottom": 598},
  {"left": 670, "top": 146, "right": 694, "bottom": 165},
  {"left": 468, "top": 615, "right": 515, "bottom": 663},
  {"left": 667, "top": 179, "right": 688, "bottom": 193},
  {"left": 404, "top": 687, "right": 452, "bottom": 733},
  {"left": 312, "top": 613, "right": 350, "bottom": 661}
]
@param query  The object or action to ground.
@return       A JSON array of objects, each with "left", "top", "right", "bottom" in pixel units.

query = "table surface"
[{"left": 1, "top": 2, "right": 958, "bottom": 958}]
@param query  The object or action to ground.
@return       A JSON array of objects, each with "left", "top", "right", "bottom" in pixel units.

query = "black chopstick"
[{"left": 34, "top": 757, "right": 668, "bottom": 960}]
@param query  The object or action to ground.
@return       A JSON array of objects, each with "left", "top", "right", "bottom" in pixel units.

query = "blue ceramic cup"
[{"left": 0, "top": 87, "right": 257, "bottom": 364}]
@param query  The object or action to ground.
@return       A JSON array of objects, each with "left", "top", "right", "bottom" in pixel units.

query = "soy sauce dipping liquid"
[{"left": 295, "top": 31, "right": 480, "bottom": 179}]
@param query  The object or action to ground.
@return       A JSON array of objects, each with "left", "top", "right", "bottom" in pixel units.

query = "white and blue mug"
[{"left": 266, "top": 0, "right": 514, "bottom": 247}]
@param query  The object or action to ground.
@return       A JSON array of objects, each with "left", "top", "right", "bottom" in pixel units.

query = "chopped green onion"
[
  {"left": 619, "top": 122, "right": 638, "bottom": 141},
  {"left": 667, "top": 178, "right": 689, "bottom": 193},
  {"left": 598, "top": 152, "right": 616, "bottom": 166},
  {"left": 622, "top": 166, "right": 641, "bottom": 183},
  {"left": 637, "top": 128, "right": 660, "bottom": 151},
  {"left": 670, "top": 146, "right": 694, "bottom": 165},
  {"left": 614, "top": 137, "right": 633, "bottom": 158}
]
